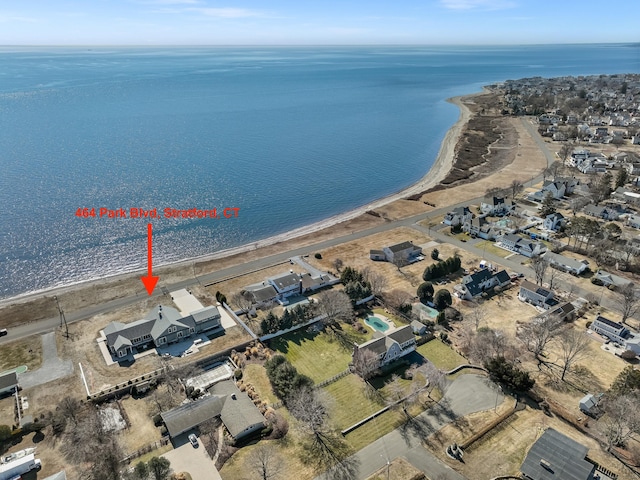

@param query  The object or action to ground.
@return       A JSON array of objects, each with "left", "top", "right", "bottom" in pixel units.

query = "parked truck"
[{"left": 0, "top": 454, "right": 41, "bottom": 480}]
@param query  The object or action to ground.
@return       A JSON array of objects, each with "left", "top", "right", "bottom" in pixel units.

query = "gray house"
[
  {"left": 161, "top": 379, "right": 265, "bottom": 442},
  {"left": 542, "top": 252, "right": 589, "bottom": 275},
  {"left": 104, "top": 304, "right": 221, "bottom": 358},
  {"left": 382, "top": 241, "right": 422, "bottom": 264},
  {"left": 0, "top": 371, "right": 18, "bottom": 396},
  {"left": 353, "top": 325, "right": 416, "bottom": 371},
  {"left": 518, "top": 280, "right": 558, "bottom": 310},
  {"left": 454, "top": 269, "right": 511, "bottom": 300}
]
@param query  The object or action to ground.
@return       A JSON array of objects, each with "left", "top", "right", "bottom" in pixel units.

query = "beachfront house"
[
  {"left": 352, "top": 325, "right": 416, "bottom": 372},
  {"left": 103, "top": 305, "right": 222, "bottom": 358},
  {"left": 0, "top": 371, "right": 19, "bottom": 396},
  {"left": 463, "top": 216, "right": 498, "bottom": 240},
  {"left": 443, "top": 206, "right": 472, "bottom": 227},
  {"left": 268, "top": 272, "right": 303, "bottom": 300},
  {"left": 382, "top": 241, "right": 423, "bottom": 264},
  {"left": 543, "top": 212, "right": 566, "bottom": 232},
  {"left": 480, "top": 196, "right": 514, "bottom": 216}
]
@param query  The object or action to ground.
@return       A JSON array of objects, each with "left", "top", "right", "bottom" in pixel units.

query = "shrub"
[
  {"left": 152, "top": 414, "right": 163, "bottom": 426},
  {"left": 434, "top": 289, "right": 453, "bottom": 310},
  {"left": 314, "top": 253, "right": 322, "bottom": 259},
  {"left": 417, "top": 282, "right": 434, "bottom": 303},
  {"left": 0, "top": 425, "right": 10, "bottom": 441},
  {"left": 431, "top": 248, "right": 440, "bottom": 260},
  {"left": 234, "top": 368, "right": 243, "bottom": 380},
  {"left": 620, "top": 350, "right": 637, "bottom": 360},
  {"left": 586, "top": 321, "right": 592, "bottom": 328},
  {"left": 484, "top": 357, "right": 534, "bottom": 392},
  {"left": 591, "top": 277, "right": 604, "bottom": 286}
]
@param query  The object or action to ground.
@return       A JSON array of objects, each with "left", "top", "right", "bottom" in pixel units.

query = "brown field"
[
  {"left": 119, "top": 395, "right": 163, "bottom": 453},
  {"left": 0, "top": 335, "right": 42, "bottom": 372}
]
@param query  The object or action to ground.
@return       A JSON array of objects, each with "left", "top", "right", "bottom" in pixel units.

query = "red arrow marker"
[{"left": 140, "top": 223, "right": 159, "bottom": 295}]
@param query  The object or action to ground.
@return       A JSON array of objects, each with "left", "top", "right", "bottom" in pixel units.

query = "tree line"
[
  {"left": 260, "top": 303, "right": 317, "bottom": 335},
  {"left": 422, "top": 255, "right": 462, "bottom": 281}
]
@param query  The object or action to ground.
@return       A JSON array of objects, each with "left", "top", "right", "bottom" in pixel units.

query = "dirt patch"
[{"left": 367, "top": 456, "right": 425, "bottom": 480}]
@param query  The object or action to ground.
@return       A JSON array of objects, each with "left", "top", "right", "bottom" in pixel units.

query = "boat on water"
[{"left": 1, "top": 447, "right": 36, "bottom": 464}]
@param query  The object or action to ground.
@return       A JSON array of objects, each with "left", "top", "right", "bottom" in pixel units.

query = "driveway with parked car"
[{"left": 162, "top": 432, "right": 222, "bottom": 480}]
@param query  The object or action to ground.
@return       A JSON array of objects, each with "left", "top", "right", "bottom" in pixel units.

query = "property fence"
[
  {"left": 121, "top": 436, "right": 171, "bottom": 464},
  {"left": 269, "top": 369, "right": 352, "bottom": 410}
]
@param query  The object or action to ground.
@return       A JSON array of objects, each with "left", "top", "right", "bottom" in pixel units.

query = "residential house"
[
  {"left": 268, "top": 272, "right": 303, "bottom": 300},
  {"left": 626, "top": 163, "right": 640, "bottom": 176},
  {"left": 583, "top": 204, "right": 619, "bottom": 221},
  {"left": 443, "top": 206, "right": 473, "bottom": 226},
  {"left": 542, "top": 181, "right": 566, "bottom": 199},
  {"left": 545, "top": 302, "right": 577, "bottom": 322},
  {"left": 0, "top": 371, "right": 18, "bottom": 396},
  {"left": 369, "top": 249, "right": 386, "bottom": 261},
  {"left": 161, "top": 379, "right": 265, "bottom": 442},
  {"left": 612, "top": 187, "right": 640, "bottom": 206},
  {"left": 555, "top": 177, "right": 580, "bottom": 195},
  {"left": 410, "top": 320, "right": 428, "bottom": 336},
  {"left": 103, "top": 305, "right": 222, "bottom": 358},
  {"left": 520, "top": 428, "right": 596, "bottom": 480},
  {"left": 518, "top": 280, "right": 558, "bottom": 310},
  {"left": 543, "top": 212, "right": 566, "bottom": 231},
  {"left": 594, "top": 270, "right": 633, "bottom": 289},
  {"left": 499, "top": 233, "right": 547, "bottom": 257},
  {"left": 299, "top": 272, "right": 336, "bottom": 293},
  {"left": 352, "top": 325, "right": 416, "bottom": 371},
  {"left": 243, "top": 284, "right": 278, "bottom": 307},
  {"left": 542, "top": 252, "right": 589, "bottom": 275},
  {"left": 462, "top": 216, "right": 497, "bottom": 240},
  {"left": 626, "top": 214, "right": 640, "bottom": 229},
  {"left": 632, "top": 135, "right": 640, "bottom": 145},
  {"left": 591, "top": 315, "right": 640, "bottom": 354},
  {"left": 382, "top": 241, "right": 423, "bottom": 264},
  {"left": 454, "top": 269, "right": 511, "bottom": 300},
  {"left": 480, "top": 196, "right": 514, "bottom": 216}
]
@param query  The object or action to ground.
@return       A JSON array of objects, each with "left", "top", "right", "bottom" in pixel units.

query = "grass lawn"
[
  {"left": 242, "top": 363, "right": 277, "bottom": 405},
  {"left": 271, "top": 326, "right": 368, "bottom": 383},
  {"left": 474, "top": 240, "right": 512, "bottom": 258},
  {"left": 0, "top": 336, "right": 42, "bottom": 372},
  {"left": 416, "top": 339, "right": 467, "bottom": 371}
]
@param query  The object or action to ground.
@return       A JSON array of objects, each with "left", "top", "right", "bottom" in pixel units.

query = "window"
[
  {"left": 118, "top": 350, "right": 126, "bottom": 357},
  {"left": 168, "top": 326, "right": 176, "bottom": 334},
  {"left": 177, "top": 331, "right": 184, "bottom": 339},
  {"left": 189, "top": 327, "right": 195, "bottom": 334},
  {"left": 143, "top": 334, "right": 151, "bottom": 340},
  {"left": 158, "top": 337, "right": 166, "bottom": 345}
]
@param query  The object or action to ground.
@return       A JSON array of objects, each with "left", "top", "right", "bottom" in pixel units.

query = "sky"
[{"left": 1, "top": 0, "right": 639, "bottom": 46}]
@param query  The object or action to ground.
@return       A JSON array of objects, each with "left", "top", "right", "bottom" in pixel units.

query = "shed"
[
  {"left": 579, "top": 394, "right": 598, "bottom": 415},
  {"left": 410, "top": 320, "right": 427, "bottom": 336},
  {"left": 0, "top": 371, "right": 18, "bottom": 396}
]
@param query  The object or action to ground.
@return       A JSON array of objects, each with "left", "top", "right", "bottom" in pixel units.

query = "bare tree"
[
  {"left": 58, "top": 396, "right": 81, "bottom": 426},
  {"left": 617, "top": 240, "right": 637, "bottom": 270},
  {"left": 317, "top": 290, "right": 353, "bottom": 328},
  {"left": 556, "top": 329, "right": 590, "bottom": 380},
  {"left": 468, "top": 301, "right": 486, "bottom": 331},
  {"left": 383, "top": 289, "right": 414, "bottom": 312},
  {"left": 392, "top": 256, "right": 408, "bottom": 273},
  {"left": 231, "top": 291, "right": 254, "bottom": 318},
  {"left": 199, "top": 417, "right": 222, "bottom": 459},
  {"left": 361, "top": 267, "right": 388, "bottom": 297},
  {"left": 422, "top": 362, "right": 446, "bottom": 399},
  {"left": 559, "top": 143, "right": 573, "bottom": 166},
  {"left": 352, "top": 346, "right": 380, "bottom": 380},
  {"left": 468, "top": 328, "right": 513, "bottom": 364},
  {"left": 517, "top": 315, "right": 563, "bottom": 362},
  {"left": 531, "top": 254, "right": 549, "bottom": 286},
  {"left": 617, "top": 283, "right": 639, "bottom": 324},
  {"left": 333, "top": 258, "right": 344, "bottom": 273},
  {"left": 547, "top": 267, "right": 561, "bottom": 291},
  {"left": 600, "top": 392, "right": 640, "bottom": 450},
  {"left": 248, "top": 444, "right": 283, "bottom": 480},
  {"left": 510, "top": 179, "right": 524, "bottom": 200}
]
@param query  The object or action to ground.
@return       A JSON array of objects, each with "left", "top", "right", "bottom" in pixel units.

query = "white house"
[
  {"left": 543, "top": 212, "right": 566, "bottom": 231},
  {"left": 443, "top": 206, "right": 473, "bottom": 226},
  {"left": 268, "top": 272, "right": 303, "bottom": 300},
  {"left": 463, "top": 216, "right": 498, "bottom": 240},
  {"left": 454, "top": 269, "right": 511, "bottom": 300},
  {"left": 480, "top": 196, "right": 514, "bottom": 216},
  {"left": 543, "top": 251, "right": 589, "bottom": 275},
  {"left": 499, "top": 233, "right": 547, "bottom": 258},
  {"left": 518, "top": 280, "right": 558, "bottom": 310},
  {"left": 594, "top": 270, "right": 633, "bottom": 289},
  {"left": 382, "top": 241, "right": 423, "bottom": 264}
]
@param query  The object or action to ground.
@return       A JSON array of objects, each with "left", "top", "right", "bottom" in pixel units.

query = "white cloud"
[
  {"left": 439, "top": 0, "right": 516, "bottom": 10},
  {"left": 0, "top": 13, "right": 39, "bottom": 23},
  {"left": 189, "top": 7, "right": 264, "bottom": 18}
]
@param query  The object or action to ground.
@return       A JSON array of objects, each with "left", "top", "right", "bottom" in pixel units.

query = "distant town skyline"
[{"left": 1, "top": 0, "right": 639, "bottom": 46}]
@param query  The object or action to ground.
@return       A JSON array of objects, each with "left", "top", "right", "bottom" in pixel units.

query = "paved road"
[
  {"left": 19, "top": 332, "right": 74, "bottom": 389},
  {"left": 316, "top": 374, "right": 503, "bottom": 480}
]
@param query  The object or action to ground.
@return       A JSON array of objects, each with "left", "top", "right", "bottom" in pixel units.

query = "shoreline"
[{"left": 0, "top": 91, "right": 476, "bottom": 308}]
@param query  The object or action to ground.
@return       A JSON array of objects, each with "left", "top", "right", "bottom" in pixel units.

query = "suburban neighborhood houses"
[{"left": 2, "top": 73, "right": 640, "bottom": 480}]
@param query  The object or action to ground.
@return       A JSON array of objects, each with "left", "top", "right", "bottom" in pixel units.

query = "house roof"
[
  {"left": 594, "top": 315, "right": 625, "bottom": 332},
  {"left": 386, "top": 325, "right": 414, "bottom": 344},
  {"left": 595, "top": 270, "right": 633, "bottom": 287},
  {"left": 0, "top": 371, "right": 18, "bottom": 391},
  {"left": 520, "top": 280, "right": 553, "bottom": 298},
  {"left": 209, "top": 380, "right": 266, "bottom": 439},
  {"left": 268, "top": 273, "right": 301, "bottom": 292},
  {"left": 495, "top": 270, "right": 511, "bottom": 284},
  {"left": 161, "top": 395, "right": 226, "bottom": 438},
  {"left": 520, "top": 428, "right": 595, "bottom": 480},
  {"left": 370, "top": 249, "right": 385, "bottom": 256},
  {"left": 357, "top": 337, "right": 387, "bottom": 355},
  {"left": 543, "top": 252, "right": 587, "bottom": 272},
  {"left": 246, "top": 284, "right": 277, "bottom": 303},
  {"left": 386, "top": 241, "right": 416, "bottom": 253}
]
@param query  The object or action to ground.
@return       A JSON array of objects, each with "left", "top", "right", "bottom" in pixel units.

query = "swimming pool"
[
  {"left": 365, "top": 315, "right": 390, "bottom": 332},
  {"left": 413, "top": 303, "right": 439, "bottom": 319}
]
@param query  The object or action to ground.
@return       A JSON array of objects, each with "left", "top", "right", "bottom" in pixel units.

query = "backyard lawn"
[
  {"left": 270, "top": 325, "right": 369, "bottom": 383},
  {"left": 474, "top": 240, "right": 513, "bottom": 258},
  {"left": 416, "top": 339, "right": 467, "bottom": 371}
]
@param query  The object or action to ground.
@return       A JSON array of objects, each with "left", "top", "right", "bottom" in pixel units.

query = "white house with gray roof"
[
  {"left": 543, "top": 252, "right": 589, "bottom": 275},
  {"left": 518, "top": 280, "right": 558, "bottom": 310},
  {"left": 454, "top": 269, "right": 511, "bottom": 300},
  {"left": 382, "top": 241, "right": 422, "bottom": 264},
  {"left": 352, "top": 325, "right": 416, "bottom": 372},
  {"left": 103, "top": 305, "right": 221, "bottom": 358}
]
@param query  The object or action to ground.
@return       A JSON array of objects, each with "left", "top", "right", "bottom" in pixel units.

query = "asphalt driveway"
[
  {"left": 162, "top": 433, "right": 222, "bottom": 480},
  {"left": 19, "top": 332, "right": 73, "bottom": 389}
]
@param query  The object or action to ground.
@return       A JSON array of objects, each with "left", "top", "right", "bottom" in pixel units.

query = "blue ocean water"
[{"left": 0, "top": 44, "right": 638, "bottom": 300}]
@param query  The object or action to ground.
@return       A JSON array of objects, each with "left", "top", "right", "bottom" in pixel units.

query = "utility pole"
[{"left": 54, "top": 295, "right": 69, "bottom": 338}]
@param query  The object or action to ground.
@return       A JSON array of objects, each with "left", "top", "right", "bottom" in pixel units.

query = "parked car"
[
  {"left": 0, "top": 328, "right": 8, "bottom": 337},
  {"left": 188, "top": 434, "right": 199, "bottom": 448}
]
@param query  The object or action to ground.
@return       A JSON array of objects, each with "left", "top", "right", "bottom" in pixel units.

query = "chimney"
[{"left": 231, "top": 393, "right": 237, "bottom": 400}]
